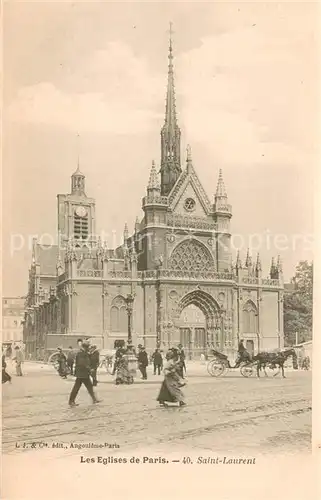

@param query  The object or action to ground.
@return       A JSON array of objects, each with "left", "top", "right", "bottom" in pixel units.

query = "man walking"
[
  {"left": 68, "top": 341, "right": 101, "bottom": 407},
  {"left": 151, "top": 348, "right": 163, "bottom": 375},
  {"left": 137, "top": 346, "right": 148, "bottom": 380},
  {"left": 89, "top": 344, "right": 100, "bottom": 386},
  {"left": 12, "top": 346, "right": 23, "bottom": 376}
]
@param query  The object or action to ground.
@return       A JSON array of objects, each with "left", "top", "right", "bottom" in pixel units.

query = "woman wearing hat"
[
  {"left": 57, "top": 347, "right": 68, "bottom": 379},
  {"left": 157, "top": 348, "right": 186, "bottom": 407},
  {"left": 115, "top": 348, "right": 133, "bottom": 385}
]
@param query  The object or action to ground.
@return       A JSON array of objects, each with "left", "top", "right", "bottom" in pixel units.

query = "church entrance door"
[{"left": 179, "top": 328, "right": 192, "bottom": 358}]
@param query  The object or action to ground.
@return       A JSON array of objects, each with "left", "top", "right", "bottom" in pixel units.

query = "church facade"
[{"left": 23, "top": 35, "right": 284, "bottom": 360}]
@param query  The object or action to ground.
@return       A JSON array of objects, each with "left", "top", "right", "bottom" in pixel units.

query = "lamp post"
[
  {"left": 124, "top": 293, "right": 137, "bottom": 378},
  {"left": 125, "top": 293, "right": 135, "bottom": 351}
]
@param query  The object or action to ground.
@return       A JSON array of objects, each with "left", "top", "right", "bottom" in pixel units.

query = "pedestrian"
[
  {"left": 112, "top": 346, "right": 123, "bottom": 375},
  {"left": 12, "top": 346, "right": 23, "bottom": 376},
  {"left": 77, "top": 338, "right": 83, "bottom": 349},
  {"left": 115, "top": 348, "right": 133, "bottom": 385},
  {"left": 152, "top": 348, "right": 163, "bottom": 375},
  {"left": 68, "top": 341, "right": 101, "bottom": 407},
  {"left": 157, "top": 348, "right": 186, "bottom": 407},
  {"left": 137, "top": 346, "right": 148, "bottom": 380},
  {"left": 89, "top": 344, "right": 100, "bottom": 386},
  {"left": 57, "top": 347, "right": 68, "bottom": 378},
  {"left": 2, "top": 353, "right": 11, "bottom": 384},
  {"left": 67, "top": 346, "right": 75, "bottom": 375},
  {"left": 177, "top": 344, "right": 186, "bottom": 378}
]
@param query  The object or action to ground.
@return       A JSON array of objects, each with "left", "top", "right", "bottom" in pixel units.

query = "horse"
[{"left": 252, "top": 348, "right": 297, "bottom": 378}]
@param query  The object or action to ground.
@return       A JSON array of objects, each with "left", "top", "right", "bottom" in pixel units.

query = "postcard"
[{"left": 2, "top": 2, "right": 319, "bottom": 499}]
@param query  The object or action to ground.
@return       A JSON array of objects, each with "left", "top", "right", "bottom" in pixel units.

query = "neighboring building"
[
  {"left": 23, "top": 33, "right": 284, "bottom": 360},
  {"left": 2, "top": 297, "right": 25, "bottom": 345}
]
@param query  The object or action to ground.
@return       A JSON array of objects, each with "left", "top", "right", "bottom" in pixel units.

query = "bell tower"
[{"left": 57, "top": 164, "right": 96, "bottom": 247}]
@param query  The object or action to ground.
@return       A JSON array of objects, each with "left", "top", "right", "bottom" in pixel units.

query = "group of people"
[
  {"left": 113, "top": 343, "right": 186, "bottom": 384},
  {"left": 64, "top": 340, "right": 188, "bottom": 408},
  {"left": 2, "top": 345, "right": 24, "bottom": 384},
  {"left": 56, "top": 340, "right": 100, "bottom": 387}
]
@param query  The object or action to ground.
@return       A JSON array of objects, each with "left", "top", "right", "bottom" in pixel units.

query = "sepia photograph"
[{"left": 2, "top": 2, "right": 318, "bottom": 499}]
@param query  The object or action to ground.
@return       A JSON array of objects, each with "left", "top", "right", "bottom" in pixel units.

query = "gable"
[
  {"left": 173, "top": 180, "right": 208, "bottom": 217},
  {"left": 169, "top": 166, "right": 212, "bottom": 217}
]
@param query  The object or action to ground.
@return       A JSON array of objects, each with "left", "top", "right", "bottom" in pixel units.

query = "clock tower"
[{"left": 57, "top": 166, "right": 96, "bottom": 246}]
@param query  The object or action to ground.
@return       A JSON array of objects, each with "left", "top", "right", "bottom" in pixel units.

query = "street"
[{"left": 2, "top": 361, "right": 312, "bottom": 456}]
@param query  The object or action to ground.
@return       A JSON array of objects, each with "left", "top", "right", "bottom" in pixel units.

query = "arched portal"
[{"left": 172, "top": 290, "right": 222, "bottom": 358}]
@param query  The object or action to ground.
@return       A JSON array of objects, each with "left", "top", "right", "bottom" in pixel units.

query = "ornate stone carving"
[
  {"left": 169, "top": 290, "right": 178, "bottom": 300},
  {"left": 167, "top": 233, "right": 176, "bottom": 243}
]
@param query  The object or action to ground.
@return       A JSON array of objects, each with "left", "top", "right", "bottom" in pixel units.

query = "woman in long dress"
[
  {"left": 157, "top": 349, "right": 186, "bottom": 407},
  {"left": 57, "top": 348, "right": 68, "bottom": 379},
  {"left": 115, "top": 349, "right": 134, "bottom": 385}
]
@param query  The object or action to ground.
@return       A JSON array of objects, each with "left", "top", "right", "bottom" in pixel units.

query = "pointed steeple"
[
  {"left": 215, "top": 169, "right": 228, "bottom": 199},
  {"left": 160, "top": 23, "right": 182, "bottom": 196},
  {"left": 147, "top": 160, "right": 160, "bottom": 192}
]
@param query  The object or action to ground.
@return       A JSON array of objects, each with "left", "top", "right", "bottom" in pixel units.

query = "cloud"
[
  {"left": 6, "top": 19, "right": 317, "bottom": 167},
  {"left": 7, "top": 41, "right": 165, "bottom": 135},
  {"left": 177, "top": 22, "right": 317, "bottom": 166}
]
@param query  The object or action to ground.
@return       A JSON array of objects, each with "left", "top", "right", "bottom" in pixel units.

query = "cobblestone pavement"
[{"left": 2, "top": 362, "right": 312, "bottom": 457}]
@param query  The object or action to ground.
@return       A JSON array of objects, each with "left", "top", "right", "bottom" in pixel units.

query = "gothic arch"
[
  {"left": 110, "top": 295, "right": 127, "bottom": 332},
  {"left": 242, "top": 300, "right": 258, "bottom": 333},
  {"left": 168, "top": 238, "right": 214, "bottom": 272},
  {"left": 174, "top": 290, "right": 221, "bottom": 325}
]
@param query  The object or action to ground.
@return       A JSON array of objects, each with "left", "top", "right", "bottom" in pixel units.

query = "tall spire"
[
  {"left": 160, "top": 23, "right": 182, "bottom": 196},
  {"left": 164, "top": 22, "right": 177, "bottom": 131}
]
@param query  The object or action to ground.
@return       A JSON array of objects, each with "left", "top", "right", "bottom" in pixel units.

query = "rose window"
[
  {"left": 184, "top": 198, "right": 196, "bottom": 211},
  {"left": 169, "top": 240, "right": 214, "bottom": 271}
]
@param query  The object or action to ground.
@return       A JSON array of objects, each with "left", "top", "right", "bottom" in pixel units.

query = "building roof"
[{"left": 37, "top": 244, "right": 59, "bottom": 275}]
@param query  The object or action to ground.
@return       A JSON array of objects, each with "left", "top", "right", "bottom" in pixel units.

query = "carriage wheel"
[
  {"left": 48, "top": 352, "right": 60, "bottom": 366},
  {"left": 207, "top": 360, "right": 227, "bottom": 377},
  {"left": 106, "top": 358, "right": 114, "bottom": 375},
  {"left": 240, "top": 363, "right": 254, "bottom": 378}
]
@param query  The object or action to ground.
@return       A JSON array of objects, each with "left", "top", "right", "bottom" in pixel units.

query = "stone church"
[{"left": 24, "top": 34, "right": 284, "bottom": 360}]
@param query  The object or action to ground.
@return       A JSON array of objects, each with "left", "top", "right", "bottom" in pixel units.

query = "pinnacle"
[
  {"left": 148, "top": 160, "right": 160, "bottom": 190},
  {"left": 236, "top": 250, "right": 242, "bottom": 269},
  {"left": 186, "top": 144, "right": 192, "bottom": 163},
  {"left": 215, "top": 169, "right": 227, "bottom": 198},
  {"left": 245, "top": 249, "right": 252, "bottom": 267}
]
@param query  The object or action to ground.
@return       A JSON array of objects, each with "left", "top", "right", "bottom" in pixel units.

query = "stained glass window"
[{"left": 169, "top": 239, "right": 214, "bottom": 271}]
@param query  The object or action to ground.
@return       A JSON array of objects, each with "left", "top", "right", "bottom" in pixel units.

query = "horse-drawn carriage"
[
  {"left": 207, "top": 348, "right": 297, "bottom": 379},
  {"left": 207, "top": 349, "right": 255, "bottom": 378}
]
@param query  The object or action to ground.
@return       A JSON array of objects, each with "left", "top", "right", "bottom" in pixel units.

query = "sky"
[{"left": 2, "top": 1, "right": 318, "bottom": 296}]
